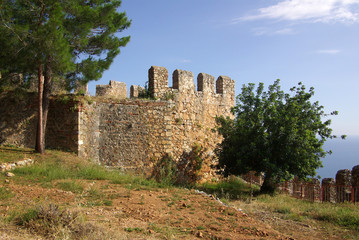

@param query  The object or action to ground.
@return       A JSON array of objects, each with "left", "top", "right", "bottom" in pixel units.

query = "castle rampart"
[
  {"left": 77, "top": 66, "right": 235, "bottom": 180},
  {"left": 0, "top": 66, "right": 235, "bottom": 182},
  {"left": 147, "top": 66, "right": 235, "bottom": 104}
]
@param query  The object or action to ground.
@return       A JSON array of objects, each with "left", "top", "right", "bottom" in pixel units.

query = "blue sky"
[{"left": 88, "top": 0, "right": 359, "bottom": 136}]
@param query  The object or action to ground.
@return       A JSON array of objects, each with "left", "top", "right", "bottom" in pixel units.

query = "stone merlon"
[
  {"left": 148, "top": 66, "right": 235, "bottom": 103},
  {"left": 96, "top": 80, "right": 127, "bottom": 99}
]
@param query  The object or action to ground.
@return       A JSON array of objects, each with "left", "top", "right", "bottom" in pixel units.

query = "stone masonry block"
[
  {"left": 172, "top": 69, "right": 194, "bottom": 92},
  {"left": 149, "top": 66, "right": 168, "bottom": 99},
  {"left": 197, "top": 73, "right": 215, "bottom": 94},
  {"left": 216, "top": 76, "right": 233, "bottom": 94},
  {"left": 322, "top": 178, "right": 336, "bottom": 203},
  {"left": 96, "top": 80, "right": 127, "bottom": 99},
  {"left": 352, "top": 165, "right": 359, "bottom": 202},
  {"left": 336, "top": 169, "right": 352, "bottom": 202}
]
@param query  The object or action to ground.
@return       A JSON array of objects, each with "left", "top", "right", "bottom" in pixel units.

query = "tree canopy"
[
  {"left": 215, "top": 80, "right": 345, "bottom": 193},
  {"left": 0, "top": 0, "right": 131, "bottom": 89},
  {"left": 0, "top": 0, "right": 131, "bottom": 153}
]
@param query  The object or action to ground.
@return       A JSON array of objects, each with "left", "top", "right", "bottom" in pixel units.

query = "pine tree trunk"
[
  {"left": 35, "top": 64, "right": 45, "bottom": 154},
  {"left": 42, "top": 63, "right": 52, "bottom": 148}
]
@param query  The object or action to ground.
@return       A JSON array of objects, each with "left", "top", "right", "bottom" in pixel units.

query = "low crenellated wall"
[{"left": 277, "top": 165, "right": 359, "bottom": 203}]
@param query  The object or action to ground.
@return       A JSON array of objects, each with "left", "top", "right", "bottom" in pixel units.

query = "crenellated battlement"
[
  {"left": 95, "top": 66, "right": 235, "bottom": 110},
  {"left": 147, "top": 66, "right": 235, "bottom": 102}
]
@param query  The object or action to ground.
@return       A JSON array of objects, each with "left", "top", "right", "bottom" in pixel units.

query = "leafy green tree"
[
  {"left": 0, "top": 0, "right": 131, "bottom": 153},
  {"left": 215, "top": 80, "right": 345, "bottom": 194}
]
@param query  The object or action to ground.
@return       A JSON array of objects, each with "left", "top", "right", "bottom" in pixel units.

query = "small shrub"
[
  {"left": 138, "top": 81, "right": 154, "bottom": 99},
  {"left": 152, "top": 154, "right": 177, "bottom": 186},
  {"left": 59, "top": 95, "right": 70, "bottom": 104},
  {"left": 14, "top": 204, "right": 98, "bottom": 239},
  {"left": 163, "top": 92, "right": 175, "bottom": 101},
  {"left": 177, "top": 143, "right": 205, "bottom": 184}
]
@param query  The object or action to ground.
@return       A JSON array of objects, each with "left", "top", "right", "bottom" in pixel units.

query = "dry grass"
[
  {"left": 14, "top": 204, "right": 111, "bottom": 240},
  {"left": 231, "top": 193, "right": 359, "bottom": 239}
]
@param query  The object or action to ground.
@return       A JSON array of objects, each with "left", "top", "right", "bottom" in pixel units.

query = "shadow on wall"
[
  {"left": 0, "top": 90, "right": 37, "bottom": 148},
  {"left": 151, "top": 144, "right": 208, "bottom": 185},
  {"left": 0, "top": 90, "right": 79, "bottom": 152}
]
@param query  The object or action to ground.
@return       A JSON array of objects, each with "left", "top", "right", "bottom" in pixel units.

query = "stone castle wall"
[
  {"left": 0, "top": 66, "right": 235, "bottom": 181},
  {"left": 0, "top": 92, "right": 78, "bottom": 151},
  {"left": 78, "top": 66, "right": 235, "bottom": 180}
]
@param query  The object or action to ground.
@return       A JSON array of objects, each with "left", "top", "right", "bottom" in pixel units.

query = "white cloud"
[
  {"left": 316, "top": 49, "right": 341, "bottom": 54},
  {"left": 273, "top": 28, "right": 296, "bottom": 35},
  {"left": 252, "top": 27, "right": 296, "bottom": 36},
  {"left": 181, "top": 59, "right": 192, "bottom": 63},
  {"left": 238, "top": 0, "right": 359, "bottom": 23}
]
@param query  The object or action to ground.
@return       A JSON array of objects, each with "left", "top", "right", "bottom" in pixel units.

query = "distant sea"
[{"left": 316, "top": 135, "right": 359, "bottom": 179}]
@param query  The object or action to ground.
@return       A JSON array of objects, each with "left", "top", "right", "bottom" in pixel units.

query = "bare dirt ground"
[{"left": 0, "top": 179, "right": 348, "bottom": 240}]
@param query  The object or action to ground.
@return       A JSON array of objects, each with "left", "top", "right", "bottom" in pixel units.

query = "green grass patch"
[
  {"left": 196, "top": 226, "right": 205, "bottom": 230},
  {"left": 256, "top": 194, "right": 359, "bottom": 231},
  {"left": 56, "top": 181, "right": 84, "bottom": 194},
  {"left": 124, "top": 227, "right": 143, "bottom": 233},
  {"left": 197, "top": 177, "right": 260, "bottom": 200},
  {"left": 102, "top": 199, "right": 113, "bottom": 206},
  {"left": 13, "top": 160, "right": 75, "bottom": 182},
  {"left": 0, "top": 187, "right": 14, "bottom": 200},
  {"left": 0, "top": 146, "right": 34, "bottom": 163},
  {"left": 2, "top": 147, "right": 174, "bottom": 191}
]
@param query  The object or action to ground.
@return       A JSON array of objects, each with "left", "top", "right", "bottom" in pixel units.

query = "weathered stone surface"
[
  {"left": 80, "top": 66, "right": 235, "bottom": 181},
  {"left": 130, "top": 85, "right": 145, "bottom": 98},
  {"left": 351, "top": 165, "right": 359, "bottom": 202},
  {"left": 322, "top": 178, "right": 336, "bottom": 203},
  {"left": 292, "top": 177, "right": 303, "bottom": 199},
  {"left": 0, "top": 159, "right": 34, "bottom": 172},
  {"left": 149, "top": 66, "right": 169, "bottom": 99},
  {"left": 336, "top": 169, "right": 352, "bottom": 202},
  {"left": 96, "top": 81, "right": 127, "bottom": 99},
  {"left": 303, "top": 178, "right": 321, "bottom": 202},
  {"left": 0, "top": 92, "right": 78, "bottom": 151}
]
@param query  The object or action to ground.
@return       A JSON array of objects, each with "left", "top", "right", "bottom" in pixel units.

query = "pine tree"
[{"left": 0, "top": 0, "right": 131, "bottom": 153}]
